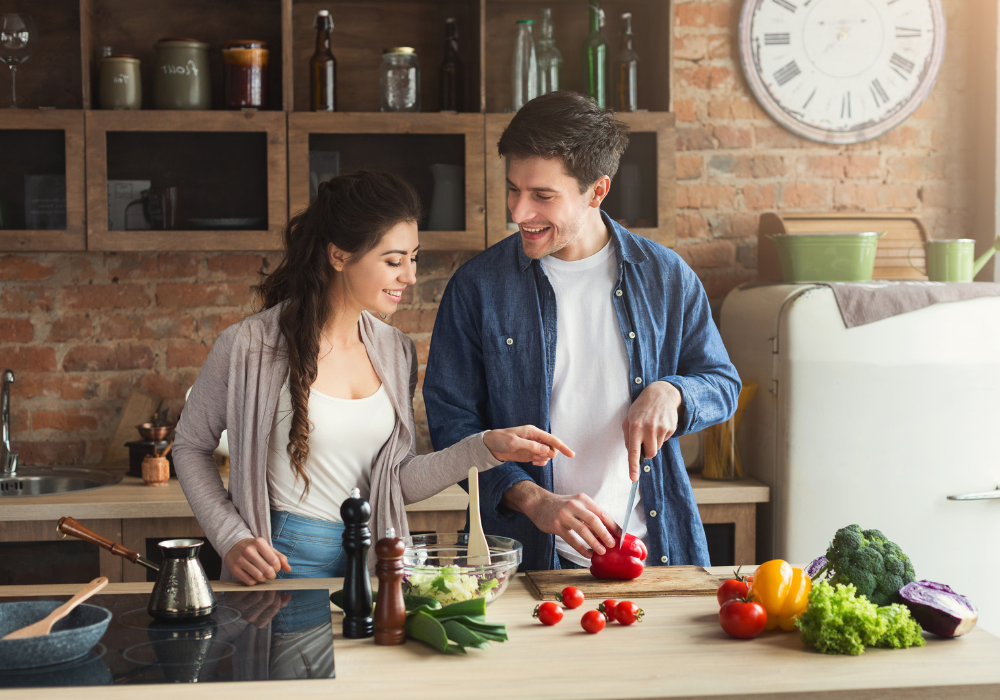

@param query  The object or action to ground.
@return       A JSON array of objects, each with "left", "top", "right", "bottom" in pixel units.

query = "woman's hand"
[
  {"left": 225, "top": 537, "right": 292, "bottom": 586},
  {"left": 483, "top": 426, "right": 574, "bottom": 466}
]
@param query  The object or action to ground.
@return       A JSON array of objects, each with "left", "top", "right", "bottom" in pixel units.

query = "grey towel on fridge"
[{"left": 826, "top": 281, "right": 1000, "bottom": 328}]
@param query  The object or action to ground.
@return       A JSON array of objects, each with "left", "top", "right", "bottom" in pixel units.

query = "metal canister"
[
  {"left": 153, "top": 38, "right": 211, "bottom": 110},
  {"left": 99, "top": 54, "right": 142, "bottom": 110},
  {"left": 222, "top": 40, "right": 269, "bottom": 109}
]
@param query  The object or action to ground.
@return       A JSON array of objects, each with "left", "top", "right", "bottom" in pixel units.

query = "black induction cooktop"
[{"left": 0, "top": 588, "right": 335, "bottom": 687}]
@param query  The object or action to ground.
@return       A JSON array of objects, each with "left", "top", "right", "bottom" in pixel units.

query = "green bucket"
[{"left": 767, "top": 232, "right": 887, "bottom": 283}]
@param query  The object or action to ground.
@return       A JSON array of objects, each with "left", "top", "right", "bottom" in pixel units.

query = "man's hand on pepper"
[
  {"left": 500, "top": 481, "right": 621, "bottom": 559},
  {"left": 621, "top": 380, "right": 683, "bottom": 480}
]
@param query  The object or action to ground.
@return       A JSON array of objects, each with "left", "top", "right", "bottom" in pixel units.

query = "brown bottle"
[
  {"left": 310, "top": 10, "right": 336, "bottom": 111},
  {"left": 439, "top": 17, "right": 464, "bottom": 112},
  {"left": 615, "top": 12, "right": 639, "bottom": 112},
  {"left": 374, "top": 527, "right": 407, "bottom": 646}
]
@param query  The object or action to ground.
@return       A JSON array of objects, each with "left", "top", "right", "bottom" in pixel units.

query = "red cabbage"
[
  {"left": 805, "top": 555, "right": 831, "bottom": 579},
  {"left": 898, "top": 580, "right": 978, "bottom": 638}
]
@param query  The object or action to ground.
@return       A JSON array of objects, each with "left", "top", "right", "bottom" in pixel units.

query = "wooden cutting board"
[{"left": 524, "top": 566, "right": 720, "bottom": 600}]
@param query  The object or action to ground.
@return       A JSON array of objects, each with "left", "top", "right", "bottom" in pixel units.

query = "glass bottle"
[
  {"left": 440, "top": 17, "right": 464, "bottom": 111},
  {"left": 381, "top": 47, "right": 420, "bottom": 112},
  {"left": 615, "top": 12, "right": 639, "bottom": 111},
  {"left": 310, "top": 10, "right": 336, "bottom": 111},
  {"left": 581, "top": 0, "right": 607, "bottom": 108},
  {"left": 536, "top": 8, "right": 562, "bottom": 96},
  {"left": 511, "top": 19, "right": 538, "bottom": 111}
]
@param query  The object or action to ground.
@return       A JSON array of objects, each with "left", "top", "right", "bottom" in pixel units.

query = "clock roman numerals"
[
  {"left": 890, "top": 52, "right": 916, "bottom": 78},
  {"left": 773, "top": 0, "right": 797, "bottom": 12},
  {"left": 870, "top": 79, "right": 889, "bottom": 107},
  {"left": 773, "top": 60, "right": 802, "bottom": 87},
  {"left": 765, "top": 33, "right": 791, "bottom": 45},
  {"left": 895, "top": 26, "right": 922, "bottom": 38}
]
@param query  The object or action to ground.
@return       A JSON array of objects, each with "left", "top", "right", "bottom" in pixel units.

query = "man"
[{"left": 423, "top": 91, "right": 741, "bottom": 570}]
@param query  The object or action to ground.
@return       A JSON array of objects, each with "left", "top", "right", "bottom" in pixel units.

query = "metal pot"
[{"left": 57, "top": 517, "right": 216, "bottom": 620}]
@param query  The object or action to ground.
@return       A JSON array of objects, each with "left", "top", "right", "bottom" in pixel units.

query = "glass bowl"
[{"left": 402, "top": 533, "right": 522, "bottom": 606}]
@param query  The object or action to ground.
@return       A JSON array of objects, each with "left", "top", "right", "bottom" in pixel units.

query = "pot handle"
[
  {"left": 57, "top": 516, "right": 159, "bottom": 571},
  {"left": 907, "top": 242, "right": 926, "bottom": 275}
]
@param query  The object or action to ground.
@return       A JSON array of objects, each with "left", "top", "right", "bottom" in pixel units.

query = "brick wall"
[{"left": 0, "top": 0, "right": 979, "bottom": 465}]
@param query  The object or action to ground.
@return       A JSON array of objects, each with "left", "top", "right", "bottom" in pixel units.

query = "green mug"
[{"left": 909, "top": 237, "right": 999, "bottom": 282}]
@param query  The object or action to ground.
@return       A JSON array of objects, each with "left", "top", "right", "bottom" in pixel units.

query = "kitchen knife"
[{"left": 618, "top": 478, "right": 639, "bottom": 549}]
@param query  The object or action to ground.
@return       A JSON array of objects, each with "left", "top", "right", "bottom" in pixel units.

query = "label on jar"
[{"left": 161, "top": 60, "right": 201, "bottom": 76}]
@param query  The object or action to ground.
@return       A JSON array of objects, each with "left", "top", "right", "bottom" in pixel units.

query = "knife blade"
[{"left": 618, "top": 479, "right": 639, "bottom": 550}]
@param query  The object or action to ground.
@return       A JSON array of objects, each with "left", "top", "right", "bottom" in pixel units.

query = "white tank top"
[{"left": 266, "top": 381, "right": 396, "bottom": 521}]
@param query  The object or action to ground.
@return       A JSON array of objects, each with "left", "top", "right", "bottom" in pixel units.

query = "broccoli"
[{"left": 820, "top": 524, "right": 916, "bottom": 607}]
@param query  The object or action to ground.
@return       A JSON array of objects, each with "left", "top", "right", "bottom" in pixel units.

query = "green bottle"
[{"left": 582, "top": 0, "right": 607, "bottom": 107}]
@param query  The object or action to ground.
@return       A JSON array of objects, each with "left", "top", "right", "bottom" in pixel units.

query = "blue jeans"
[{"left": 270, "top": 510, "right": 347, "bottom": 578}]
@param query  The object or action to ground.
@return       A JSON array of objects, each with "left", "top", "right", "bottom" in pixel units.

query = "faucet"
[{"left": 1, "top": 369, "right": 17, "bottom": 477}]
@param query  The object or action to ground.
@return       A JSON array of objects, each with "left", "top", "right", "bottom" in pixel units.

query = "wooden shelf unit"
[
  {"left": 0, "top": 110, "right": 86, "bottom": 251},
  {"left": 85, "top": 110, "right": 287, "bottom": 251},
  {"left": 486, "top": 110, "right": 676, "bottom": 248}
]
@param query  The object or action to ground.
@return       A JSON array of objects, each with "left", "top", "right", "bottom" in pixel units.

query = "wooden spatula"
[
  {"left": 467, "top": 466, "right": 491, "bottom": 565},
  {"left": 2, "top": 576, "right": 108, "bottom": 640}
]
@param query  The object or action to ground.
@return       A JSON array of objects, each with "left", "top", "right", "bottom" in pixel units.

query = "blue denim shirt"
[{"left": 423, "top": 213, "right": 741, "bottom": 570}]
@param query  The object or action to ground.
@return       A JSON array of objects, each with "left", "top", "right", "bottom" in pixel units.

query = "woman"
[{"left": 173, "top": 171, "right": 572, "bottom": 586}]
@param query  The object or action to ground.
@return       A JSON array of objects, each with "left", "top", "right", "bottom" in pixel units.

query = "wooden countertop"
[
  {"left": 0, "top": 571, "right": 996, "bottom": 700},
  {"left": 0, "top": 474, "right": 768, "bottom": 522}
]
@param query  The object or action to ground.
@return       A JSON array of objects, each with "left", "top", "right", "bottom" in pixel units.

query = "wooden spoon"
[
  {"left": 2, "top": 577, "right": 109, "bottom": 640},
  {"left": 466, "top": 467, "right": 491, "bottom": 565}
]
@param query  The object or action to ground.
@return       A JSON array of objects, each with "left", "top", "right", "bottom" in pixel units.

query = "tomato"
[
  {"left": 581, "top": 609, "right": 607, "bottom": 634},
  {"left": 613, "top": 601, "right": 644, "bottom": 625},
  {"left": 533, "top": 601, "right": 564, "bottom": 626},
  {"left": 558, "top": 586, "right": 585, "bottom": 609},
  {"left": 717, "top": 579, "right": 751, "bottom": 607},
  {"left": 599, "top": 599, "right": 618, "bottom": 619},
  {"left": 718, "top": 598, "right": 767, "bottom": 639}
]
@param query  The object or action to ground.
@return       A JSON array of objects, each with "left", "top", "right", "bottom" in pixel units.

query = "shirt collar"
[{"left": 515, "top": 209, "right": 649, "bottom": 271}]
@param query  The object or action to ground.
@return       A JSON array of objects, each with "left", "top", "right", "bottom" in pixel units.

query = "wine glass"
[{"left": 0, "top": 14, "right": 36, "bottom": 109}]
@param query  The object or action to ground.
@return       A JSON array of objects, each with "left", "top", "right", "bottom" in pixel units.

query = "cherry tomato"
[
  {"left": 558, "top": 586, "right": 585, "bottom": 609},
  {"left": 581, "top": 609, "right": 607, "bottom": 634},
  {"left": 533, "top": 601, "right": 564, "bottom": 626},
  {"left": 614, "top": 601, "right": 644, "bottom": 625},
  {"left": 718, "top": 598, "right": 767, "bottom": 639},
  {"left": 599, "top": 599, "right": 618, "bottom": 620}
]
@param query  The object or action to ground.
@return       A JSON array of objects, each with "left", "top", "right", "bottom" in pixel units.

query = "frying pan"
[{"left": 0, "top": 601, "right": 111, "bottom": 670}]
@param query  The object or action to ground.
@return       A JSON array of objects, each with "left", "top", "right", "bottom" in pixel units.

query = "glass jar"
[
  {"left": 380, "top": 47, "right": 420, "bottom": 112},
  {"left": 222, "top": 40, "right": 269, "bottom": 109},
  {"left": 153, "top": 38, "right": 210, "bottom": 110}
]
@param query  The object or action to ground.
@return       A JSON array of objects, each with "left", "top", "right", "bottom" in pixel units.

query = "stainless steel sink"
[{"left": 0, "top": 467, "right": 123, "bottom": 497}]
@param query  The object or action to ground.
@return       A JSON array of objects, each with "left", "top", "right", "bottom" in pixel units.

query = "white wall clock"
[{"left": 739, "top": 0, "right": 946, "bottom": 144}]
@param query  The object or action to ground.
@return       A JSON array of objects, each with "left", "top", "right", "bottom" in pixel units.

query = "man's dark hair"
[{"left": 497, "top": 91, "right": 630, "bottom": 192}]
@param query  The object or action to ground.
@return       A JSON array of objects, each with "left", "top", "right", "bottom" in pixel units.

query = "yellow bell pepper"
[{"left": 750, "top": 559, "right": 812, "bottom": 631}]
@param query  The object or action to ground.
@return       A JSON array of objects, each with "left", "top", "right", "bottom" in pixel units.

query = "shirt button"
[
  {"left": 634, "top": 377, "right": 642, "bottom": 384},
  {"left": 506, "top": 338, "right": 513, "bottom": 346},
  {"left": 643, "top": 465, "right": 651, "bottom": 473},
  {"left": 661, "top": 555, "right": 669, "bottom": 564},
  {"left": 628, "top": 332, "right": 636, "bottom": 339},
  {"left": 649, "top": 509, "right": 657, "bottom": 517},
  {"left": 615, "top": 289, "right": 623, "bottom": 297}
]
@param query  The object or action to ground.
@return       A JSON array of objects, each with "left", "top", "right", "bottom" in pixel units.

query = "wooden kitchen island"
[
  {"left": 0, "top": 573, "right": 996, "bottom": 700},
  {"left": 0, "top": 475, "right": 769, "bottom": 584}
]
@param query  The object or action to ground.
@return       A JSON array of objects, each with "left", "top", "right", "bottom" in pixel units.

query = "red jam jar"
[{"left": 222, "top": 40, "right": 269, "bottom": 109}]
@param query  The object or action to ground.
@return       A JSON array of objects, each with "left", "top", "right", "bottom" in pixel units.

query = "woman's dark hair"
[
  {"left": 497, "top": 91, "right": 630, "bottom": 192},
  {"left": 256, "top": 170, "right": 421, "bottom": 494}
]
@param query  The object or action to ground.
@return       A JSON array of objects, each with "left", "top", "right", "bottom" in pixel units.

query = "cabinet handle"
[{"left": 947, "top": 486, "right": 1000, "bottom": 501}]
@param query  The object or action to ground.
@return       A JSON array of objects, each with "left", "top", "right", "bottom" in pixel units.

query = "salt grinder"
[
  {"left": 374, "top": 527, "right": 407, "bottom": 645},
  {"left": 340, "top": 487, "right": 374, "bottom": 638}
]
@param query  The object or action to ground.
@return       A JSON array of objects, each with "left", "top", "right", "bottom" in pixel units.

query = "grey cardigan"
[{"left": 172, "top": 303, "right": 500, "bottom": 579}]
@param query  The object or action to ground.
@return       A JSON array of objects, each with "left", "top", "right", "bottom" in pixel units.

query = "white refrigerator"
[{"left": 720, "top": 284, "right": 1000, "bottom": 635}]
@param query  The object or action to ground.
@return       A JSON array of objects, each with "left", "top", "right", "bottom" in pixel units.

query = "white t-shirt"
[
  {"left": 541, "top": 240, "right": 647, "bottom": 567},
  {"left": 266, "top": 381, "right": 396, "bottom": 521}
]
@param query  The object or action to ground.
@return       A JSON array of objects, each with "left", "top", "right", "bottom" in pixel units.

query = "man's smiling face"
[{"left": 506, "top": 155, "right": 598, "bottom": 260}]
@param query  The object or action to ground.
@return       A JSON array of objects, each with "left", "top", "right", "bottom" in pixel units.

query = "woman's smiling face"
[{"left": 331, "top": 220, "right": 419, "bottom": 316}]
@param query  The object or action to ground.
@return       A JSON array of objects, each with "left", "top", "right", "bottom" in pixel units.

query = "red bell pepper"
[{"left": 589, "top": 533, "right": 647, "bottom": 580}]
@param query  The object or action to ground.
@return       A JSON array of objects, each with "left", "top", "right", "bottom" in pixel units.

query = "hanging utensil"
[
  {"left": 2, "top": 577, "right": 108, "bottom": 640},
  {"left": 466, "top": 467, "right": 491, "bottom": 564}
]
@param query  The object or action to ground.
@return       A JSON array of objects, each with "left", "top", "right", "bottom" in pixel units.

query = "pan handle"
[{"left": 57, "top": 516, "right": 160, "bottom": 571}]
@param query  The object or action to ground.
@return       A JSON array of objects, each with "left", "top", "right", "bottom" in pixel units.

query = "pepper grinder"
[
  {"left": 374, "top": 527, "right": 407, "bottom": 645},
  {"left": 340, "top": 487, "right": 374, "bottom": 638}
]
